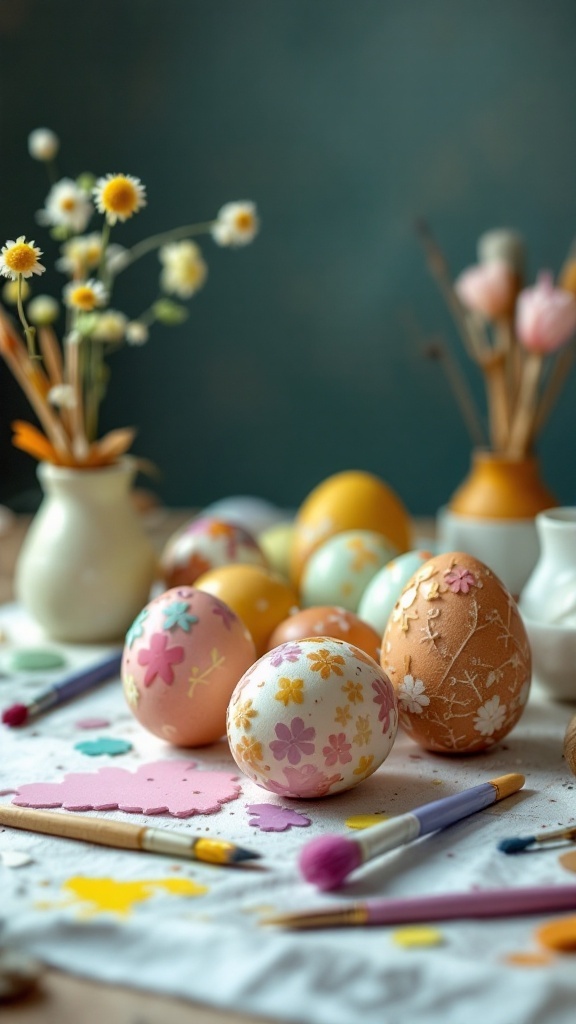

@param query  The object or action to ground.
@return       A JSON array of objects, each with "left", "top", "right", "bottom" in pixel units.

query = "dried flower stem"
[
  {"left": 532, "top": 342, "right": 576, "bottom": 439},
  {"left": 507, "top": 353, "right": 543, "bottom": 457},
  {"left": 119, "top": 221, "right": 215, "bottom": 271}
]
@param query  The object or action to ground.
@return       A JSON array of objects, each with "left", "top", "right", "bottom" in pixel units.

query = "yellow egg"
[
  {"left": 290, "top": 470, "right": 411, "bottom": 587},
  {"left": 258, "top": 521, "right": 295, "bottom": 581},
  {"left": 194, "top": 563, "right": 299, "bottom": 657}
]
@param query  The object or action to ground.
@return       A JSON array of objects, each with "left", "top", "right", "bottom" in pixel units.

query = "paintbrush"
[
  {"left": 498, "top": 825, "right": 576, "bottom": 854},
  {"left": 0, "top": 804, "right": 260, "bottom": 865},
  {"left": 262, "top": 884, "right": 576, "bottom": 930},
  {"left": 2, "top": 651, "right": 122, "bottom": 726},
  {"left": 299, "top": 773, "right": 524, "bottom": 890}
]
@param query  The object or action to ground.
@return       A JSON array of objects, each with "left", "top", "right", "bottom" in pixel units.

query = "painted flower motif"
[
  {"left": 162, "top": 601, "right": 199, "bottom": 633},
  {"left": 397, "top": 675, "right": 430, "bottom": 714},
  {"left": 322, "top": 732, "right": 352, "bottom": 767},
  {"left": 234, "top": 735, "right": 263, "bottom": 766},
  {"left": 37, "top": 178, "right": 93, "bottom": 234},
  {"left": 372, "top": 677, "right": 396, "bottom": 729},
  {"left": 307, "top": 648, "right": 345, "bottom": 679},
  {"left": 122, "top": 674, "right": 140, "bottom": 707},
  {"left": 274, "top": 676, "right": 304, "bottom": 706},
  {"left": 232, "top": 699, "right": 258, "bottom": 731},
  {"left": 125, "top": 608, "right": 148, "bottom": 647},
  {"left": 0, "top": 236, "right": 45, "bottom": 280},
  {"left": 212, "top": 601, "right": 237, "bottom": 630},
  {"left": 342, "top": 680, "right": 364, "bottom": 703},
  {"left": 444, "top": 566, "right": 478, "bottom": 594},
  {"left": 346, "top": 536, "right": 379, "bottom": 572},
  {"left": 353, "top": 715, "right": 372, "bottom": 747},
  {"left": 265, "top": 764, "right": 342, "bottom": 798},
  {"left": 269, "top": 643, "right": 302, "bottom": 668},
  {"left": 137, "top": 632, "right": 185, "bottom": 687},
  {"left": 334, "top": 704, "right": 352, "bottom": 726},
  {"left": 473, "top": 695, "right": 507, "bottom": 736},
  {"left": 353, "top": 754, "right": 375, "bottom": 777},
  {"left": 269, "top": 717, "right": 316, "bottom": 765},
  {"left": 93, "top": 173, "right": 147, "bottom": 225}
]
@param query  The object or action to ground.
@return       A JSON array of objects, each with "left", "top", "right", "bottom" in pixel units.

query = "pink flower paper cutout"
[
  {"left": 444, "top": 566, "right": 478, "bottom": 594},
  {"left": 247, "top": 803, "right": 311, "bottom": 832},
  {"left": 137, "top": 632, "right": 185, "bottom": 686},
  {"left": 11, "top": 760, "right": 242, "bottom": 817}
]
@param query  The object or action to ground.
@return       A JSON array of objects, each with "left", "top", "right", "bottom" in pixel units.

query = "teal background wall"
[{"left": 1, "top": 0, "right": 576, "bottom": 515}]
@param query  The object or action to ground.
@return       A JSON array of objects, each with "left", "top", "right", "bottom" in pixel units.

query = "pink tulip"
[
  {"left": 516, "top": 272, "right": 576, "bottom": 354},
  {"left": 455, "top": 261, "right": 516, "bottom": 320}
]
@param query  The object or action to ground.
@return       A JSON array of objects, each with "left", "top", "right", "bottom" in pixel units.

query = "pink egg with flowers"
[
  {"left": 226, "top": 636, "right": 398, "bottom": 798},
  {"left": 122, "top": 586, "right": 256, "bottom": 747}
]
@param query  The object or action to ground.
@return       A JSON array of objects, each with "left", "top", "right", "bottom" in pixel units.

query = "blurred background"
[{"left": 1, "top": 0, "right": 576, "bottom": 516}]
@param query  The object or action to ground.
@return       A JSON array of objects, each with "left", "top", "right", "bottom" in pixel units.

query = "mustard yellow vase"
[{"left": 438, "top": 450, "right": 557, "bottom": 597}]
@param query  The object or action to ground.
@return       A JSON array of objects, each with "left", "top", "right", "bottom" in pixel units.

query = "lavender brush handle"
[
  {"left": 413, "top": 781, "right": 497, "bottom": 835},
  {"left": 366, "top": 885, "right": 576, "bottom": 925},
  {"left": 45, "top": 651, "right": 122, "bottom": 706}
]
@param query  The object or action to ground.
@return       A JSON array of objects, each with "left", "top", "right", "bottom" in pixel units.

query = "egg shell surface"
[
  {"left": 227, "top": 636, "right": 398, "bottom": 798},
  {"left": 160, "top": 516, "right": 267, "bottom": 589},
  {"left": 381, "top": 552, "right": 531, "bottom": 754},
  {"left": 300, "top": 529, "right": 397, "bottom": 612},
  {"left": 267, "top": 606, "right": 382, "bottom": 661},
  {"left": 194, "top": 563, "right": 299, "bottom": 657},
  {"left": 290, "top": 470, "right": 412, "bottom": 586},
  {"left": 122, "top": 586, "right": 256, "bottom": 747},
  {"left": 358, "top": 549, "right": 434, "bottom": 636},
  {"left": 258, "top": 521, "right": 295, "bottom": 581},
  {"left": 201, "top": 496, "right": 287, "bottom": 536}
]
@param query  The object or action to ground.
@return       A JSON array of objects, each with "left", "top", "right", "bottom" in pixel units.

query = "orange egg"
[
  {"left": 194, "top": 563, "right": 299, "bottom": 657},
  {"left": 267, "top": 605, "right": 382, "bottom": 661},
  {"left": 290, "top": 470, "right": 411, "bottom": 587}
]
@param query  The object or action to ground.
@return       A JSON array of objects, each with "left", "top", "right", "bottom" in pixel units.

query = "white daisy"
[
  {"left": 473, "top": 695, "right": 507, "bottom": 737},
  {"left": 211, "top": 201, "right": 259, "bottom": 247},
  {"left": 397, "top": 674, "right": 430, "bottom": 714},
  {"left": 37, "top": 178, "right": 93, "bottom": 234},
  {"left": 27, "top": 295, "right": 59, "bottom": 325},
  {"left": 159, "top": 240, "right": 208, "bottom": 298},
  {"left": 28, "top": 128, "right": 59, "bottom": 162},
  {"left": 92, "top": 310, "right": 128, "bottom": 343},
  {"left": 0, "top": 236, "right": 45, "bottom": 280},
  {"left": 63, "top": 278, "right": 108, "bottom": 312},
  {"left": 93, "top": 173, "right": 147, "bottom": 225},
  {"left": 126, "top": 321, "right": 149, "bottom": 345}
]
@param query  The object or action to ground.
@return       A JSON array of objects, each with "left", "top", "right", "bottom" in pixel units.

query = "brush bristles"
[
  {"left": 2, "top": 704, "right": 29, "bottom": 727},
  {"left": 299, "top": 835, "right": 362, "bottom": 890},
  {"left": 498, "top": 836, "right": 534, "bottom": 854}
]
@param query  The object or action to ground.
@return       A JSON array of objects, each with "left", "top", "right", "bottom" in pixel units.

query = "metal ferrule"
[
  {"left": 360, "top": 813, "right": 420, "bottom": 861},
  {"left": 141, "top": 829, "right": 198, "bottom": 858}
]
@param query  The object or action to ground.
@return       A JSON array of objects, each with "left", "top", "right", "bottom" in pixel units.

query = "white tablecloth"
[{"left": 1, "top": 603, "right": 575, "bottom": 1024}]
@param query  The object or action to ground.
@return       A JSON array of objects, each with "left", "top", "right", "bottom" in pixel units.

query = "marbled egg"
[
  {"left": 122, "top": 586, "right": 256, "bottom": 747},
  {"left": 381, "top": 552, "right": 531, "bottom": 754},
  {"left": 300, "top": 529, "right": 397, "bottom": 612},
  {"left": 160, "top": 516, "right": 267, "bottom": 589},
  {"left": 267, "top": 606, "right": 382, "bottom": 661},
  {"left": 227, "top": 636, "right": 398, "bottom": 798},
  {"left": 358, "top": 550, "right": 434, "bottom": 636}
]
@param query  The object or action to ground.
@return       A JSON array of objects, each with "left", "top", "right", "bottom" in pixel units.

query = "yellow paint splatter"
[
  {"left": 38, "top": 875, "right": 208, "bottom": 918},
  {"left": 392, "top": 926, "right": 444, "bottom": 948},
  {"left": 345, "top": 814, "right": 390, "bottom": 829}
]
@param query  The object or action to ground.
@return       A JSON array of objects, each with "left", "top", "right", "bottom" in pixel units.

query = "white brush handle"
[{"left": 357, "top": 813, "right": 420, "bottom": 862}]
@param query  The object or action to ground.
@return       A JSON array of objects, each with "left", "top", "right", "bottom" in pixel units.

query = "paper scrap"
[
  {"left": 74, "top": 737, "right": 133, "bottom": 756},
  {"left": 247, "top": 803, "right": 311, "bottom": 832},
  {"left": 391, "top": 926, "right": 444, "bottom": 948}
]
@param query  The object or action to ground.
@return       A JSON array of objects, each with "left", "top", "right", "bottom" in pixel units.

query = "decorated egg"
[
  {"left": 258, "top": 521, "right": 295, "bottom": 581},
  {"left": 194, "top": 563, "right": 299, "bottom": 657},
  {"left": 358, "top": 550, "right": 434, "bottom": 636},
  {"left": 227, "top": 636, "right": 398, "bottom": 798},
  {"left": 290, "top": 470, "right": 411, "bottom": 586},
  {"left": 122, "top": 586, "right": 256, "bottom": 747},
  {"left": 300, "top": 529, "right": 397, "bottom": 612},
  {"left": 381, "top": 552, "right": 531, "bottom": 754},
  {"left": 201, "top": 495, "right": 288, "bottom": 536},
  {"left": 160, "top": 516, "right": 267, "bottom": 589},
  {"left": 267, "top": 606, "right": 382, "bottom": 661}
]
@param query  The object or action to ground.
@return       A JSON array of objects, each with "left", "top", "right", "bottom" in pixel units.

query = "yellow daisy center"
[
  {"left": 235, "top": 211, "right": 254, "bottom": 231},
  {"left": 4, "top": 242, "right": 38, "bottom": 274},
  {"left": 61, "top": 197, "right": 77, "bottom": 211},
  {"left": 100, "top": 177, "right": 140, "bottom": 217},
  {"left": 70, "top": 285, "right": 98, "bottom": 311}
]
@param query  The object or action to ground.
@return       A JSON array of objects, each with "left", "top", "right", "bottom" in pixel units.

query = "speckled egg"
[
  {"left": 358, "top": 550, "right": 434, "bottom": 636},
  {"left": 122, "top": 586, "right": 256, "bottom": 747},
  {"left": 194, "top": 563, "right": 299, "bottom": 657},
  {"left": 160, "top": 516, "right": 268, "bottom": 589},
  {"left": 290, "top": 470, "right": 412, "bottom": 586},
  {"left": 381, "top": 552, "right": 531, "bottom": 754},
  {"left": 227, "top": 636, "right": 398, "bottom": 798},
  {"left": 300, "top": 529, "right": 397, "bottom": 612},
  {"left": 267, "top": 606, "right": 382, "bottom": 661}
]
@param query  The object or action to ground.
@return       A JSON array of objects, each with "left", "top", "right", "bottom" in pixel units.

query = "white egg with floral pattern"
[{"left": 226, "top": 636, "right": 398, "bottom": 798}]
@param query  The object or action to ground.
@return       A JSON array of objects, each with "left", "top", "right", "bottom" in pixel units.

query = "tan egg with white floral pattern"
[
  {"left": 227, "top": 636, "right": 398, "bottom": 798},
  {"left": 381, "top": 551, "right": 531, "bottom": 754}
]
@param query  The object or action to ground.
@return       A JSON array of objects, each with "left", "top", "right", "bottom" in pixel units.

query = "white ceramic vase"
[
  {"left": 15, "top": 459, "right": 158, "bottom": 643},
  {"left": 519, "top": 507, "right": 576, "bottom": 702}
]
